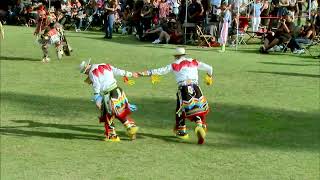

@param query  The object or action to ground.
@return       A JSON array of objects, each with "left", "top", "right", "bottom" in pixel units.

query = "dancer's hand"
[
  {"left": 205, "top": 74, "right": 213, "bottom": 86},
  {"left": 132, "top": 72, "right": 139, "bottom": 78},
  {"left": 137, "top": 70, "right": 151, "bottom": 77}
]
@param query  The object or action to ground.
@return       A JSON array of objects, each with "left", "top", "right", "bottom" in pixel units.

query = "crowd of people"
[{"left": 0, "top": 0, "right": 319, "bottom": 53}]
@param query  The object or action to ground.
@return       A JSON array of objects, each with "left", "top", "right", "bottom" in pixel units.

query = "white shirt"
[
  {"left": 149, "top": 56, "right": 213, "bottom": 85},
  {"left": 89, "top": 64, "right": 132, "bottom": 94}
]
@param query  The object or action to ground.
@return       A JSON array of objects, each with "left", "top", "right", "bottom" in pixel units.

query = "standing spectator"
[
  {"left": 251, "top": 0, "right": 263, "bottom": 32},
  {"left": 296, "top": 0, "right": 304, "bottom": 25},
  {"left": 314, "top": 11, "right": 320, "bottom": 34},
  {"left": 288, "top": 0, "right": 298, "bottom": 20},
  {"left": 141, "top": 0, "right": 153, "bottom": 34},
  {"left": 172, "top": 0, "right": 180, "bottom": 16},
  {"left": 188, "top": 0, "right": 204, "bottom": 23},
  {"left": 218, "top": 3, "right": 231, "bottom": 52},
  {"left": 201, "top": 0, "right": 210, "bottom": 27},
  {"left": 269, "top": 0, "right": 280, "bottom": 28},
  {"left": 260, "top": 0, "right": 270, "bottom": 26},
  {"left": 211, "top": 0, "right": 221, "bottom": 18},
  {"left": 159, "top": 0, "right": 170, "bottom": 20},
  {"left": 104, "top": 0, "right": 118, "bottom": 39},
  {"left": 278, "top": 0, "right": 289, "bottom": 17}
]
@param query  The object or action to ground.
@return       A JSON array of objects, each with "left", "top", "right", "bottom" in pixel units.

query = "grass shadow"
[
  {"left": 0, "top": 120, "right": 135, "bottom": 141},
  {"left": 259, "top": 62, "right": 319, "bottom": 66},
  {"left": 0, "top": 56, "right": 39, "bottom": 62},
  {"left": 1, "top": 92, "right": 319, "bottom": 150},
  {"left": 248, "top": 70, "right": 320, "bottom": 78}
]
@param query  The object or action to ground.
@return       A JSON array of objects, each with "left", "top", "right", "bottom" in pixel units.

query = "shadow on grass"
[
  {"left": 259, "top": 62, "right": 319, "bottom": 66},
  {"left": 1, "top": 92, "right": 319, "bottom": 150},
  {"left": 0, "top": 120, "right": 135, "bottom": 141},
  {"left": 232, "top": 48, "right": 261, "bottom": 54},
  {"left": 80, "top": 35, "right": 149, "bottom": 46},
  {"left": 0, "top": 56, "right": 39, "bottom": 62},
  {"left": 248, "top": 70, "right": 320, "bottom": 78}
]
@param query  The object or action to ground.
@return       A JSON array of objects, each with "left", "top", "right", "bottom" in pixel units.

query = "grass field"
[{"left": 1, "top": 26, "right": 320, "bottom": 180}]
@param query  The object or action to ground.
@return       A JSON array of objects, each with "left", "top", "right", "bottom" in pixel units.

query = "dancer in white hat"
[
  {"left": 137, "top": 47, "right": 214, "bottom": 144},
  {"left": 80, "top": 59, "right": 139, "bottom": 142}
]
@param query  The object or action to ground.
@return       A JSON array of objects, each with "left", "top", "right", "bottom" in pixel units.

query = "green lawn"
[{"left": 1, "top": 26, "right": 319, "bottom": 180}]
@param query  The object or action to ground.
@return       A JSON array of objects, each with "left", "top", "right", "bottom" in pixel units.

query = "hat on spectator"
[
  {"left": 80, "top": 59, "right": 91, "bottom": 73},
  {"left": 174, "top": 47, "right": 187, "bottom": 56},
  {"left": 170, "top": 19, "right": 176, "bottom": 23}
]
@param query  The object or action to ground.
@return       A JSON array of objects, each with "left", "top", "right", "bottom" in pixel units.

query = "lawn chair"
[
  {"left": 182, "top": 22, "right": 196, "bottom": 44},
  {"left": 236, "top": 29, "right": 247, "bottom": 45},
  {"left": 281, "top": 38, "right": 292, "bottom": 53},
  {"left": 245, "top": 28, "right": 267, "bottom": 44},
  {"left": 302, "top": 36, "right": 320, "bottom": 57},
  {"left": 196, "top": 25, "right": 214, "bottom": 47}
]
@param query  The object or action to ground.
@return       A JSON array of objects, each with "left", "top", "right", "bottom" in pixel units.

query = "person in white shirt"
[
  {"left": 79, "top": 59, "right": 139, "bottom": 142},
  {"left": 251, "top": 0, "right": 263, "bottom": 32},
  {"left": 137, "top": 48, "right": 214, "bottom": 144}
]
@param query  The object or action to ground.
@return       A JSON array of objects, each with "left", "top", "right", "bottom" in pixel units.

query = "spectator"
[
  {"left": 140, "top": 0, "right": 153, "bottom": 33},
  {"left": 260, "top": 0, "right": 270, "bottom": 26},
  {"left": 287, "top": 0, "right": 298, "bottom": 19},
  {"left": 278, "top": 0, "right": 289, "bottom": 17},
  {"left": 151, "top": 18, "right": 183, "bottom": 43},
  {"left": 104, "top": 0, "right": 118, "bottom": 39},
  {"left": 188, "top": 0, "right": 204, "bottom": 23},
  {"left": 159, "top": 0, "right": 170, "bottom": 20},
  {"left": 250, "top": 0, "right": 263, "bottom": 32},
  {"left": 260, "top": 13, "right": 295, "bottom": 53},
  {"left": 218, "top": 3, "right": 231, "bottom": 52},
  {"left": 295, "top": 19, "right": 316, "bottom": 44},
  {"left": 296, "top": 0, "right": 304, "bottom": 25}
]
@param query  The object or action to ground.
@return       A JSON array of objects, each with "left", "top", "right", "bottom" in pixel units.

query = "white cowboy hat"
[
  {"left": 174, "top": 47, "right": 187, "bottom": 56},
  {"left": 80, "top": 58, "right": 91, "bottom": 73}
]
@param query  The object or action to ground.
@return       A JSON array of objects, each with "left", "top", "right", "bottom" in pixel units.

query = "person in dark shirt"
[
  {"left": 140, "top": 0, "right": 153, "bottom": 33},
  {"left": 104, "top": 0, "right": 118, "bottom": 39},
  {"left": 314, "top": 11, "right": 320, "bottom": 34},
  {"left": 188, "top": 0, "right": 203, "bottom": 23},
  {"left": 260, "top": 13, "right": 295, "bottom": 53}
]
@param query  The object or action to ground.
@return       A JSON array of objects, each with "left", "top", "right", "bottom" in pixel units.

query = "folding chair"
[
  {"left": 281, "top": 38, "right": 292, "bottom": 53},
  {"left": 236, "top": 29, "right": 247, "bottom": 45},
  {"left": 84, "top": 15, "right": 94, "bottom": 31},
  {"left": 303, "top": 36, "right": 320, "bottom": 57},
  {"left": 196, "top": 25, "right": 213, "bottom": 47},
  {"left": 182, "top": 22, "right": 196, "bottom": 44}
]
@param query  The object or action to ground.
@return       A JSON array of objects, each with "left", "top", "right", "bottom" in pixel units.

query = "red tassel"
[{"left": 123, "top": 76, "right": 129, "bottom": 83}]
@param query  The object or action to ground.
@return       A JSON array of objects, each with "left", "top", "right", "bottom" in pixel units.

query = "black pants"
[{"left": 175, "top": 84, "right": 208, "bottom": 128}]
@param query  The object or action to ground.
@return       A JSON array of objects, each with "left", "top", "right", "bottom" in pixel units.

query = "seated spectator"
[
  {"left": 285, "top": 20, "right": 317, "bottom": 54},
  {"left": 152, "top": 18, "right": 183, "bottom": 44},
  {"left": 296, "top": 20, "right": 316, "bottom": 42},
  {"left": 142, "top": 18, "right": 166, "bottom": 41},
  {"left": 121, "top": 5, "right": 133, "bottom": 34},
  {"left": 260, "top": 13, "right": 295, "bottom": 53}
]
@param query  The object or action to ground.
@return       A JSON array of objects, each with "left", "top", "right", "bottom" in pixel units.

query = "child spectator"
[{"left": 218, "top": 3, "right": 231, "bottom": 52}]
